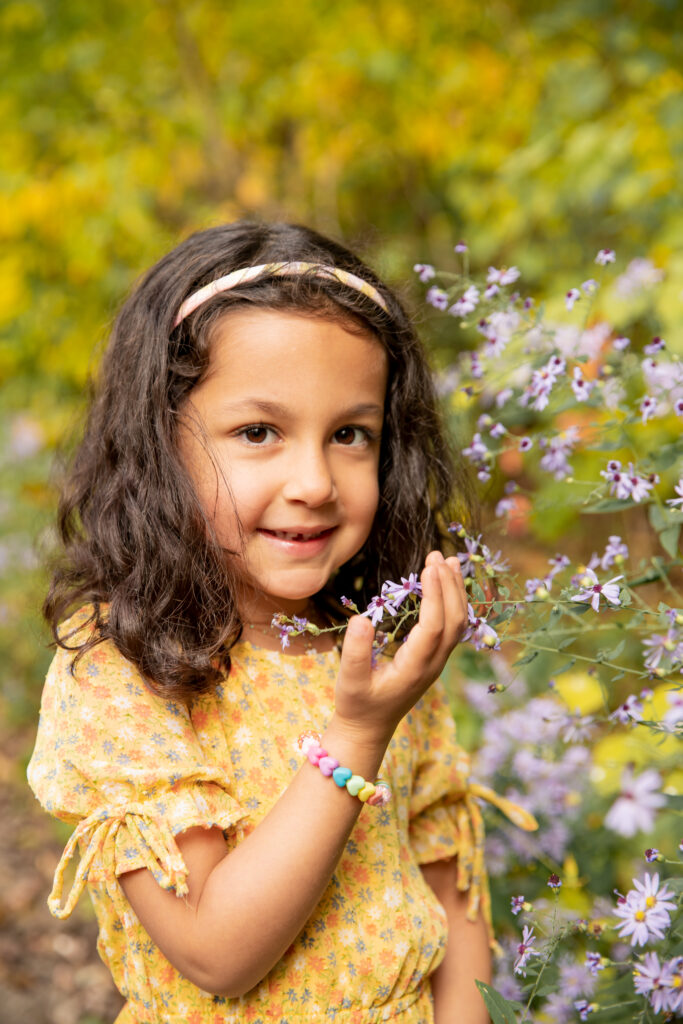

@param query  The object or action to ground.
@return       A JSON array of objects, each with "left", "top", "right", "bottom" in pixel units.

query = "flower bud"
[
  {"left": 482, "top": 633, "right": 498, "bottom": 648},
  {"left": 675, "top": 612, "right": 683, "bottom": 626},
  {"left": 664, "top": 638, "right": 676, "bottom": 652},
  {"left": 535, "top": 586, "right": 549, "bottom": 600}
]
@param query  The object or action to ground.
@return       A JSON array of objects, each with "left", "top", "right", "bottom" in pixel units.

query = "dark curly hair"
[{"left": 45, "top": 221, "right": 478, "bottom": 701}]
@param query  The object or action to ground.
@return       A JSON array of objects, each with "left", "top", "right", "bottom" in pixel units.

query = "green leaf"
[
  {"left": 557, "top": 636, "right": 576, "bottom": 650},
  {"left": 659, "top": 525, "right": 681, "bottom": 558},
  {"left": 606, "top": 639, "right": 626, "bottom": 660},
  {"left": 553, "top": 658, "right": 577, "bottom": 676},
  {"left": 474, "top": 981, "right": 522, "bottom": 1024},
  {"left": 649, "top": 435, "right": 683, "bottom": 470},
  {"left": 471, "top": 582, "right": 486, "bottom": 602},
  {"left": 649, "top": 503, "right": 666, "bottom": 532},
  {"left": 513, "top": 650, "right": 539, "bottom": 667},
  {"left": 581, "top": 498, "right": 632, "bottom": 514}
]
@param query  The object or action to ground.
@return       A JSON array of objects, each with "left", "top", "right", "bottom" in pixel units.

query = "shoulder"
[{"left": 42, "top": 605, "right": 184, "bottom": 725}]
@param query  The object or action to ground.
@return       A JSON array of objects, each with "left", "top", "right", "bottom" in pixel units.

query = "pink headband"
[{"left": 173, "top": 261, "right": 389, "bottom": 327}]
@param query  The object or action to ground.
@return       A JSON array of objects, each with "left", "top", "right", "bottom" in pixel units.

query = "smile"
[{"left": 260, "top": 527, "right": 335, "bottom": 542}]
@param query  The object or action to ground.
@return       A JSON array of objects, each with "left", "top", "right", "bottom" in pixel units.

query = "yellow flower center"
[
  {"left": 645, "top": 896, "right": 656, "bottom": 908},
  {"left": 634, "top": 910, "right": 646, "bottom": 921}
]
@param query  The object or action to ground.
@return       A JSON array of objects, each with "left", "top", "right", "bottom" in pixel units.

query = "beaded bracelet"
[{"left": 298, "top": 732, "right": 391, "bottom": 807}]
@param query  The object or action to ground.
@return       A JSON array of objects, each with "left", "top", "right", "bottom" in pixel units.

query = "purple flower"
[
  {"left": 495, "top": 497, "right": 515, "bottom": 518},
  {"left": 462, "top": 604, "right": 500, "bottom": 651},
  {"left": 642, "top": 629, "right": 680, "bottom": 672},
  {"left": 644, "top": 848, "right": 660, "bottom": 862},
  {"left": 470, "top": 352, "right": 484, "bottom": 379},
  {"left": 519, "top": 436, "right": 533, "bottom": 451},
  {"left": 560, "top": 710, "right": 595, "bottom": 743},
  {"left": 548, "top": 553, "right": 570, "bottom": 576},
  {"left": 639, "top": 394, "right": 658, "bottom": 424},
  {"left": 454, "top": 241, "right": 468, "bottom": 253},
  {"left": 413, "top": 263, "right": 435, "bottom": 282},
  {"left": 573, "top": 999, "right": 595, "bottom": 1021},
  {"left": 644, "top": 335, "right": 666, "bottom": 355},
  {"left": 539, "top": 426, "right": 579, "bottom": 480},
  {"left": 614, "top": 873, "right": 676, "bottom": 946},
  {"left": 566, "top": 287, "right": 581, "bottom": 310},
  {"left": 633, "top": 952, "right": 683, "bottom": 1014},
  {"left": 605, "top": 767, "right": 666, "bottom": 838},
  {"left": 600, "top": 535, "right": 628, "bottom": 570},
  {"left": 571, "top": 367, "right": 594, "bottom": 401},
  {"left": 511, "top": 895, "right": 526, "bottom": 915},
  {"left": 585, "top": 952, "right": 604, "bottom": 977},
  {"left": 666, "top": 478, "right": 683, "bottom": 507},
  {"left": 462, "top": 433, "right": 488, "bottom": 464},
  {"left": 513, "top": 925, "right": 538, "bottom": 976},
  {"left": 610, "top": 694, "right": 644, "bottom": 724},
  {"left": 615, "top": 258, "right": 664, "bottom": 296},
  {"left": 457, "top": 535, "right": 482, "bottom": 578},
  {"left": 547, "top": 873, "right": 562, "bottom": 889},
  {"left": 613, "top": 335, "right": 630, "bottom": 350},
  {"left": 674, "top": 397, "right": 683, "bottom": 417},
  {"left": 362, "top": 592, "right": 398, "bottom": 627},
  {"left": 570, "top": 567, "right": 623, "bottom": 612},
  {"left": 600, "top": 460, "right": 654, "bottom": 503},
  {"left": 487, "top": 265, "right": 520, "bottom": 286},
  {"left": 382, "top": 574, "right": 422, "bottom": 608},
  {"left": 525, "top": 577, "right": 551, "bottom": 601},
  {"left": 595, "top": 248, "right": 616, "bottom": 265},
  {"left": 489, "top": 422, "right": 506, "bottom": 439},
  {"left": 581, "top": 278, "right": 599, "bottom": 294},
  {"left": 448, "top": 284, "right": 480, "bottom": 317},
  {"left": 483, "top": 283, "right": 499, "bottom": 299},
  {"left": 426, "top": 286, "right": 449, "bottom": 310}
]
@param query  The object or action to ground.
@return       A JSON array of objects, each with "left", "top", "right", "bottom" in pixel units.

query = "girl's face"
[{"left": 178, "top": 308, "right": 388, "bottom": 621}]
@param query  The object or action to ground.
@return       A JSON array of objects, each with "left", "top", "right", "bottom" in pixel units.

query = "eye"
[
  {"left": 332, "top": 426, "right": 372, "bottom": 446},
  {"left": 237, "top": 424, "right": 277, "bottom": 446}
]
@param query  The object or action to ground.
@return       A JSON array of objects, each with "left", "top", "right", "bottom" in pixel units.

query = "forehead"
[{"left": 200, "top": 309, "right": 388, "bottom": 411}]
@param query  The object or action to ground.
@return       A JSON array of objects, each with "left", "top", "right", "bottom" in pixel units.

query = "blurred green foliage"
[{"left": 1, "top": 0, "right": 682, "bottom": 712}]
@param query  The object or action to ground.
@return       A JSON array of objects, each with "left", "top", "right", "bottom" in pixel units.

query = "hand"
[{"left": 332, "top": 552, "right": 467, "bottom": 747}]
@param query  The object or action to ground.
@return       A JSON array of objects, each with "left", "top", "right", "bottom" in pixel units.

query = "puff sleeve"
[
  {"left": 407, "top": 679, "right": 537, "bottom": 946},
  {"left": 27, "top": 615, "right": 247, "bottom": 921}
]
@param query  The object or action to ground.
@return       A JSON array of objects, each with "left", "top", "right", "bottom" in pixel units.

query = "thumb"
[{"left": 340, "top": 615, "right": 375, "bottom": 685}]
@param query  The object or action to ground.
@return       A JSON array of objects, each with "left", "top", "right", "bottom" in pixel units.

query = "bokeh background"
[{"left": 1, "top": 1, "right": 682, "bottom": 1021}]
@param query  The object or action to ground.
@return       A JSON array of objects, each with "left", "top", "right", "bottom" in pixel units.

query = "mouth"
[{"left": 260, "top": 527, "right": 336, "bottom": 542}]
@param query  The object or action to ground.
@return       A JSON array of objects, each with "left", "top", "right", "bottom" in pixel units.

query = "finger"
[
  {"left": 437, "top": 558, "right": 463, "bottom": 646},
  {"left": 396, "top": 564, "right": 444, "bottom": 673},
  {"left": 339, "top": 615, "right": 375, "bottom": 686},
  {"left": 425, "top": 549, "right": 445, "bottom": 567}
]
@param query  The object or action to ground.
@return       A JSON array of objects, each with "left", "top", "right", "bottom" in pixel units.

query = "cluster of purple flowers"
[
  {"left": 633, "top": 952, "right": 683, "bottom": 1015},
  {"left": 600, "top": 460, "right": 658, "bottom": 503},
  {"left": 614, "top": 872, "right": 676, "bottom": 946}
]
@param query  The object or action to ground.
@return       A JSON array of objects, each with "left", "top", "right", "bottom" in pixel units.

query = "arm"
[
  {"left": 120, "top": 554, "right": 467, "bottom": 998},
  {"left": 421, "top": 858, "right": 492, "bottom": 1024}
]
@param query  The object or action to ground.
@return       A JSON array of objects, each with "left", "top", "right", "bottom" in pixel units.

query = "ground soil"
[{"left": 1, "top": 723, "right": 124, "bottom": 1024}]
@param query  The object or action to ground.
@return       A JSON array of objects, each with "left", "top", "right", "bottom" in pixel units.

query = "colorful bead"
[
  {"left": 318, "top": 755, "right": 340, "bottom": 776},
  {"left": 345, "top": 775, "right": 365, "bottom": 796},
  {"left": 332, "top": 766, "right": 353, "bottom": 787},
  {"left": 299, "top": 733, "right": 391, "bottom": 806},
  {"left": 307, "top": 744, "right": 327, "bottom": 766}
]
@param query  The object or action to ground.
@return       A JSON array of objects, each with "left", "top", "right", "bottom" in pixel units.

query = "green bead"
[{"left": 346, "top": 774, "right": 365, "bottom": 796}]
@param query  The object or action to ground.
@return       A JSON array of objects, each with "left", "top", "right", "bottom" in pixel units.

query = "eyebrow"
[{"left": 221, "top": 399, "right": 385, "bottom": 419}]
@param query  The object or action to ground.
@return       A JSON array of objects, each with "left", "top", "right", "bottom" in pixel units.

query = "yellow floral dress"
[{"left": 28, "top": 609, "right": 536, "bottom": 1024}]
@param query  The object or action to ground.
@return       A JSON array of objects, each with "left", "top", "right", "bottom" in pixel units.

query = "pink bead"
[
  {"left": 307, "top": 745, "right": 326, "bottom": 766},
  {"left": 318, "top": 756, "right": 340, "bottom": 776}
]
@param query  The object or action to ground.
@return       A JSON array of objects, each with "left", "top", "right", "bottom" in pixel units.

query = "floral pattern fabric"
[{"left": 28, "top": 609, "right": 535, "bottom": 1024}]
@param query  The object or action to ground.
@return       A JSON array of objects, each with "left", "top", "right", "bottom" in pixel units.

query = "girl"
[{"left": 28, "top": 222, "right": 534, "bottom": 1024}]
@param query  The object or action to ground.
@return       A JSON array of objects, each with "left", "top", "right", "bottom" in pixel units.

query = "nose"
[{"left": 281, "top": 445, "right": 337, "bottom": 506}]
